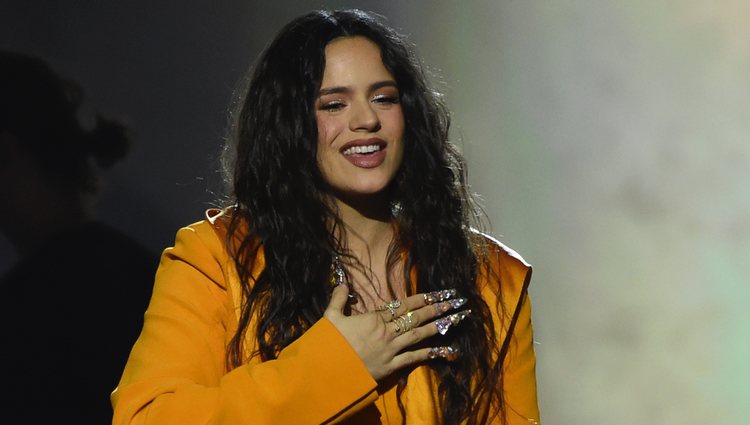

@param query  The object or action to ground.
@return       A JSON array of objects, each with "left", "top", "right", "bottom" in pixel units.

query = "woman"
[{"left": 112, "top": 9, "right": 539, "bottom": 425}]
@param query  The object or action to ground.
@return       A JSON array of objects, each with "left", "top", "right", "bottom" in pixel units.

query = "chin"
[
  {"left": 331, "top": 183, "right": 392, "bottom": 202},
  {"left": 352, "top": 180, "right": 393, "bottom": 195},
  {"left": 345, "top": 188, "right": 387, "bottom": 198}
]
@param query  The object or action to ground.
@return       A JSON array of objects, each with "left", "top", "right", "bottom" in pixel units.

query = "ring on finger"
[
  {"left": 388, "top": 305, "right": 397, "bottom": 319},
  {"left": 386, "top": 300, "right": 401, "bottom": 319},
  {"left": 406, "top": 311, "right": 415, "bottom": 330},
  {"left": 377, "top": 299, "right": 401, "bottom": 319},
  {"left": 394, "top": 310, "right": 415, "bottom": 335}
]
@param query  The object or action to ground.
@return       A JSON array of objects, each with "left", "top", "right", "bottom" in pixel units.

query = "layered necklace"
[
  {"left": 330, "top": 254, "right": 359, "bottom": 305},
  {"left": 329, "top": 202, "right": 400, "bottom": 308}
]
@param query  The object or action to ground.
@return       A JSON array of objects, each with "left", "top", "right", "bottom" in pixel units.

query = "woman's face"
[{"left": 315, "top": 36, "right": 405, "bottom": 201}]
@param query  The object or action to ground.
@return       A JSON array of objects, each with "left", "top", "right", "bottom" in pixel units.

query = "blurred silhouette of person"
[{"left": 0, "top": 50, "right": 158, "bottom": 424}]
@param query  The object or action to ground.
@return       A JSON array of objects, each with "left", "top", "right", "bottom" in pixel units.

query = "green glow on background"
[{"left": 397, "top": 1, "right": 749, "bottom": 423}]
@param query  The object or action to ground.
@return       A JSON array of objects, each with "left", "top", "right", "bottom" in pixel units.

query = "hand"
[{"left": 323, "top": 284, "right": 470, "bottom": 381}]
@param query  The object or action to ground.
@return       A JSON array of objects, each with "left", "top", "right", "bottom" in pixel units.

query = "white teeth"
[{"left": 343, "top": 144, "right": 382, "bottom": 155}]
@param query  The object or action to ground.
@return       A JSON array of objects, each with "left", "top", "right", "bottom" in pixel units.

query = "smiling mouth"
[{"left": 342, "top": 144, "right": 383, "bottom": 156}]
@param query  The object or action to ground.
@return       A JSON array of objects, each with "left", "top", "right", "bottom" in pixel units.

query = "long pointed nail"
[
  {"left": 436, "top": 297, "right": 467, "bottom": 313},
  {"left": 428, "top": 345, "right": 460, "bottom": 361},
  {"left": 434, "top": 309, "right": 471, "bottom": 335},
  {"left": 424, "top": 288, "right": 457, "bottom": 304},
  {"left": 448, "top": 297, "right": 467, "bottom": 309}
]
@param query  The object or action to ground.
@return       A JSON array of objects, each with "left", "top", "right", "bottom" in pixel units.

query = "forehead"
[{"left": 321, "top": 36, "right": 394, "bottom": 85}]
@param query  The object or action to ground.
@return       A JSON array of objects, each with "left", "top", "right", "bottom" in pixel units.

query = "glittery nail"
[
  {"left": 448, "top": 298, "right": 467, "bottom": 309},
  {"left": 424, "top": 288, "right": 457, "bottom": 304},
  {"left": 434, "top": 309, "right": 471, "bottom": 335},
  {"left": 428, "top": 346, "right": 460, "bottom": 361}
]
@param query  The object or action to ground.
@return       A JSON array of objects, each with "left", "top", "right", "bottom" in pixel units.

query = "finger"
[
  {"left": 390, "top": 297, "right": 467, "bottom": 332},
  {"left": 375, "top": 299, "right": 402, "bottom": 322},
  {"left": 421, "top": 297, "right": 468, "bottom": 323},
  {"left": 390, "top": 345, "right": 460, "bottom": 370},
  {"left": 325, "top": 283, "right": 349, "bottom": 316},
  {"left": 425, "top": 346, "right": 460, "bottom": 361},
  {"left": 391, "top": 309, "right": 472, "bottom": 346},
  {"left": 431, "top": 309, "right": 471, "bottom": 336},
  {"left": 376, "top": 289, "right": 458, "bottom": 322}
]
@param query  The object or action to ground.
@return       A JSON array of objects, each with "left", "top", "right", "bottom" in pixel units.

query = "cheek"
[
  {"left": 315, "top": 114, "right": 339, "bottom": 147},
  {"left": 391, "top": 111, "right": 405, "bottom": 165},
  {"left": 315, "top": 115, "right": 336, "bottom": 174},
  {"left": 387, "top": 108, "right": 405, "bottom": 140}
]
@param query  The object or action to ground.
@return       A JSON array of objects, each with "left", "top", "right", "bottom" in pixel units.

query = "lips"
[{"left": 340, "top": 138, "right": 387, "bottom": 168}]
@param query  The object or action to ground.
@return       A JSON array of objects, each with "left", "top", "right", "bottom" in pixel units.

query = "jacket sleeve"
[
  {"left": 111, "top": 222, "right": 378, "bottom": 425},
  {"left": 480, "top": 239, "right": 541, "bottom": 425}
]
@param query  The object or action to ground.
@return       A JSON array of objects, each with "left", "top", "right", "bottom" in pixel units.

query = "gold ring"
[
  {"left": 394, "top": 311, "right": 415, "bottom": 335},
  {"left": 393, "top": 317, "right": 404, "bottom": 334},
  {"left": 377, "top": 299, "right": 401, "bottom": 320}
]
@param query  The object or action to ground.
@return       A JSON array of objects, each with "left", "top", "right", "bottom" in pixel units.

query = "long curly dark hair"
[{"left": 221, "top": 9, "right": 507, "bottom": 425}]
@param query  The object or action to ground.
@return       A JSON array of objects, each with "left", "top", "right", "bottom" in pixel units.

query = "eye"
[
  {"left": 319, "top": 100, "right": 346, "bottom": 111},
  {"left": 372, "top": 94, "right": 400, "bottom": 105}
]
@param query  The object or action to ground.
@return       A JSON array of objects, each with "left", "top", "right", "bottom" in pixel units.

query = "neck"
[
  {"left": 330, "top": 192, "right": 403, "bottom": 310},
  {"left": 332, "top": 192, "right": 394, "bottom": 256}
]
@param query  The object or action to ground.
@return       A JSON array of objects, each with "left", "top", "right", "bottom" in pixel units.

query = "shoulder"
[
  {"left": 160, "top": 208, "right": 237, "bottom": 288},
  {"left": 472, "top": 229, "right": 531, "bottom": 278},
  {"left": 177, "top": 207, "right": 238, "bottom": 243},
  {"left": 173, "top": 209, "right": 228, "bottom": 251},
  {"left": 477, "top": 231, "right": 530, "bottom": 266},
  {"left": 471, "top": 229, "right": 532, "bottom": 300}
]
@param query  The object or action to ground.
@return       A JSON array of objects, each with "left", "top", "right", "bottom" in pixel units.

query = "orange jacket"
[{"left": 111, "top": 209, "right": 540, "bottom": 424}]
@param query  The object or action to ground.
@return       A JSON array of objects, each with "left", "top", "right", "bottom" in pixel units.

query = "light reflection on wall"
[{"left": 400, "top": 1, "right": 749, "bottom": 423}]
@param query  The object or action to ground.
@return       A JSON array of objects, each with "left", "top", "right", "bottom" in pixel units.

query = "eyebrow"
[{"left": 317, "top": 80, "right": 398, "bottom": 97}]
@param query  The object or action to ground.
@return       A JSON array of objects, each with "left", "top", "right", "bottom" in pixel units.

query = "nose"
[{"left": 349, "top": 100, "right": 381, "bottom": 132}]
